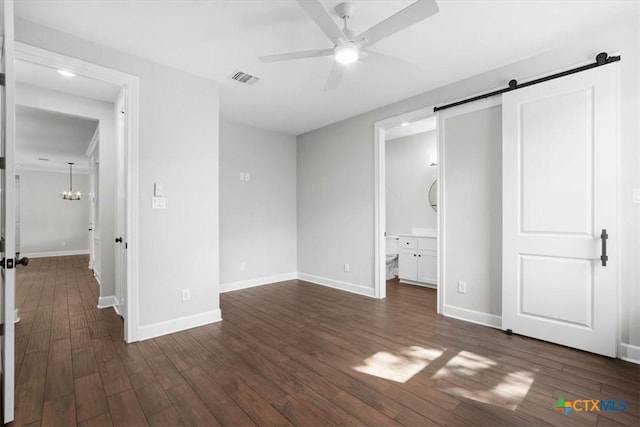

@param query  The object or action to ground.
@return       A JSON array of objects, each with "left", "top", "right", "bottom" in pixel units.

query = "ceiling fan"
[{"left": 259, "top": 0, "right": 439, "bottom": 90}]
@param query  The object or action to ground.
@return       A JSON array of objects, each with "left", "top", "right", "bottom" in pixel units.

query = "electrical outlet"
[
  {"left": 61, "top": 241, "right": 66, "bottom": 247},
  {"left": 182, "top": 289, "right": 190, "bottom": 301},
  {"left": 240, "top": 172, "right": 245, "bottom": 181},
  {"left": 239, "top": 262, "right": 246, "bottom": 271},
  {"left": 457, "top": 281, "right": 467, "bottom": 294},
  {"left": 245, "top": 173, "right": 251, "bottom": 181},
  {"left": 344, "top": 263, "right": 350, "bottom": 272}
]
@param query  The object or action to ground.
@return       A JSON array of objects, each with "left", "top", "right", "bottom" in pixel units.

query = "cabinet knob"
[
  {"left": 413, "top": 253, "right": 417, "bottom": 257},
  {"left": 418, "top": 254, "right": 422, "bottom": 257}
]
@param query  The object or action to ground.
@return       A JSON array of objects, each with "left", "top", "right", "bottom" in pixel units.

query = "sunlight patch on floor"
[
  {"left": 438, "top": 370, "right": 535, "bottom": 410},
  {"left": 433, "top": 351, "right": 536, "bottom": 410},
  {"left": 432, "top": 350, "right": 497, "bottom": 379},
  {"left": 353, "top": 346, "right": 443, "bottom": 383}
]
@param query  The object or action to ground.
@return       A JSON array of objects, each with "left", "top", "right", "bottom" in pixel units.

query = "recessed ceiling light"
[
  {"left": 57, "top": 70, "right": 76, "bottom": 78},
  {"left": 401, "top": 122, "right": 410, "bottom": 127}
]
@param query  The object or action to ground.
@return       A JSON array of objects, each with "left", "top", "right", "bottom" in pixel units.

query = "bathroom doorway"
[{"left": 374, "top": 106, "right": 439, "bottom": 306}]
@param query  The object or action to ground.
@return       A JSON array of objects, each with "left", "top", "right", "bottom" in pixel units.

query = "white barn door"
[{"left": 502, "top": 64, "right": 618, "bottom": 357}]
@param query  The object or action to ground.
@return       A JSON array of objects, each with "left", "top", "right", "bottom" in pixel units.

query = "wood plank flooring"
[{"left": 11, "top": 255, "right": 639, "bottom": 426}]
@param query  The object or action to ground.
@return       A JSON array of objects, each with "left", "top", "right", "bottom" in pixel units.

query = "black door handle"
[
  {"left": 0, "top": 257, "right": 29, "bottom": 269},
  {"left": 600, "top": 229, "right": 608, "bottom": 266},
  {"left": 115, "top": 237, "right": 123, "bottom": 243},
  {"left": 88, "top": 228, "right": 93, "bottom": 231}
]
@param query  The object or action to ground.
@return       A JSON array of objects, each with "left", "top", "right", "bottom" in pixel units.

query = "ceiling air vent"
[{"left": 230, "top": 70, "right": 260, "bottom": 85}]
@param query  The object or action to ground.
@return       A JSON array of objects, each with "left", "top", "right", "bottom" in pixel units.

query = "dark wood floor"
[{"left": 11, "top": 255, "right": 639, "bottom": 426}]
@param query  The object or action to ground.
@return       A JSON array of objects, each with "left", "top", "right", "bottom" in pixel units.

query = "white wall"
[
  {"left": 18, "top": 170, "right": 90, "bottom": 256},
  {"left": 16, "top": 83, "right": 116, "bottom": 298},
  {"left": 442, "top": 106, "right": 502, "bottom": 318},
  {"left": 386, "top": 131, "right": 437, "bottom": 235},
  {"left": 219, "top": 121, "right": 297, "bottom": 290},
  {"left": 16, "top": 19, "right": 221, "bottom": 336},
  {"left": 297, "top": 16, "right": 640, "bottom": 349}
]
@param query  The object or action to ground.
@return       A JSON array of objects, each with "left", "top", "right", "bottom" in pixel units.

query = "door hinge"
[
  {"left": 0, "top": 157, "right": 5, "bottom": 170},
  {"left": 0, "top": 73, "right": 5, "bottom": 87},
  {"left": 0, "top": 323, "right": 4, "bottom": 336}
]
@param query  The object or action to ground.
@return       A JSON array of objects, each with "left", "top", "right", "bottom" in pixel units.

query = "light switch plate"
[{"left": 152, "top": 196, "right": 166, "bottom": 209}]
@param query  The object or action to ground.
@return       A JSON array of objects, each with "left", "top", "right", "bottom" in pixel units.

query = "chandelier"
[{"left": 62, "top": 162, "right": 81, "bottom": 200}]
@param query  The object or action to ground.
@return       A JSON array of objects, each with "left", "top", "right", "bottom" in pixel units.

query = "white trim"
[
  {"left": 398, "top": 279, "right": 437, "bottom": 289},
  {"left": 220, "top": 272, "right": 297, "bottom": 293},
  {"left": 298, "top": 273, "right": 376, "bottom": 298},
  {"left": 442, "top": 304, "right": 502, "bottom": 329},
  {"left": 15, "top": 42, "right": 142, "bottom": 344},
  {"left": 86, "top": 126, "right": 99, "bottom": 157},
  {"left": 22, "top": 249, "right": 89, "bottom": 258},
  {"left": 137, "top": 310, "right": 222, "bottom": 341},
  {"left": 97, "top": 295, "right": 119, "bottom": 309},
  {"left": 619, "top": 343, "right": 640, "bottom": 365},
  {"left": 113, "top": 303, "right": 123, "bottom": 317},
  {"left": 16, "top": 164, "right": 90, "bottom": 174},
  {"left": 374, "top": 105, "right": 437, "bottom": 301}
]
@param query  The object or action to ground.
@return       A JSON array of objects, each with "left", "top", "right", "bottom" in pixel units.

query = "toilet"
[{"left": 385, "top": 235, "right": 399, "bottom": 280}]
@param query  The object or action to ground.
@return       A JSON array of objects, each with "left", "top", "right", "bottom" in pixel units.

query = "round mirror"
[{"left": 428, "top": 180, "right": 437, "bottom": 212}]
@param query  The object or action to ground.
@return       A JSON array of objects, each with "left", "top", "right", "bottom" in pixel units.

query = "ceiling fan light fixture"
[
  {"left": 334, "top": 45, "right": 359, "bottom": 65},
  {"left": 57, "top": 69, "right": 76, "bottom": 78}
]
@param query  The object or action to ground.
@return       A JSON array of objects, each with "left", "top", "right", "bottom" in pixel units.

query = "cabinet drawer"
[
  {"left": 418, "top": 237, "right": 437, "bottom": 250},
  {"left": 399, "top": 237, "right": 417, "bottom": 249}
]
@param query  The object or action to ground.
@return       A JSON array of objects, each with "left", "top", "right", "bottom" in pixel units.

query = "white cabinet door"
[
  {"left": 398, "top": 248, "right": 417, "bottom": 281},
  {"left": 502, "top": 63, "right": 618, "bottom": 357},
  {"left": 417, "top": 250, "right": 437, "bottom": 284}
]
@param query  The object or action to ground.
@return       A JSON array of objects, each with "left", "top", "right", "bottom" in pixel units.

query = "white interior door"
[
  {"left": 502, "top": 64, "right": 618, "bottom": 357},
  {"left": 0, "top": 0, "right": 16, "bottom": 421},
  {"left": 115, "top": 90, "right": 126, "bottom": 319}
]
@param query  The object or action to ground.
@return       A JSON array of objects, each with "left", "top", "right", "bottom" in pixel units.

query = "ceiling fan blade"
[
  {"left": 297, "top": 0, "right": 349, "bottom": 46},
  {"left": 324, "top": 62, "right": 345, "bottom": 91},
  {"left": 260, "top": 48, "right": 334, "bottom": 63},
  {"left": 355, "top": 0, "right": 439, "bottom": 47}
]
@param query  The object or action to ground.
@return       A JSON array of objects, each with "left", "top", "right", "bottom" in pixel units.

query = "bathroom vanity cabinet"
[{"left": 398, "top": 236, "right": 437, "bottom": 287}]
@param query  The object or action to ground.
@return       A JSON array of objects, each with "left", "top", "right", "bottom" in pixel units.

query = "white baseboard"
[
  {"left": 22, "top": 249, "right": 89, "bottom": 259},
  {"left": 220, "top": 272, "right": 298, "bottom": 293},
  {"left": 620, "top": 343, "right": 640, "bottom": 364},
  {"left": 297, "top": 273, "right": 376, "bottom": 298},
  {"left": 97, "top": 295, "right": 119, "bottom": 309},
  {"left": 399, "top": 279, "right": 437, "bottom": 289},
  {"left": 442, "top": 304, "right": 502, "bottom": 329},
  {"left": 138, "top": 309, "right": 222, "bottom": 341}
]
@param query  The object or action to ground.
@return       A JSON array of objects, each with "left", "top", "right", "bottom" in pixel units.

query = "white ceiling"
[
  {"left": 14, "top": 1, "right": 637, "bottom": 135},
  {"left": 16, "top": 59, "right": 121, "bottom": 103},
  {"left": 16, "top": 105, "right": 99, "bottom": 172}
]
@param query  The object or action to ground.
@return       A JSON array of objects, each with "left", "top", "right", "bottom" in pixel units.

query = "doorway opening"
[
  {"left": 374, "top": 106, "right": 440, "bottom": 307},
  {"left": 14, "top": 43, "right": 140, "bottom": 342}
]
